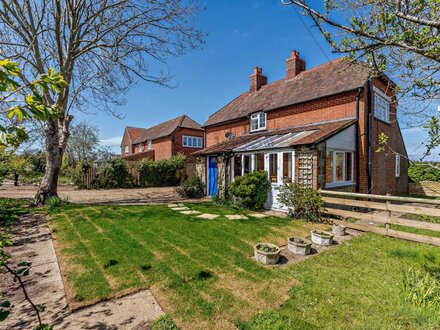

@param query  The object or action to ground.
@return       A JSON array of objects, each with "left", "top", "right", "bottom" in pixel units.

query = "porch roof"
[{"left": 192, "top": 118, "right": 356, "bottom": 156}]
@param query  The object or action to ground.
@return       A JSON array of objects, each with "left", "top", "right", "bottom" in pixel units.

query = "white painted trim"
[
  {"left": 373, "top": 86, "right": 392, "bottom": 102},
  {"left": 230, "top": 156, "right": 235, "bottom": 181},
  {"left": 182, "top": 135, "right": 203, "bottom": 148},
  {"left": 292, "top": 150, "right": 296, "bottom": 182},
  {"left": 251, "top": 154, "right": 256, "bottom": 172}
]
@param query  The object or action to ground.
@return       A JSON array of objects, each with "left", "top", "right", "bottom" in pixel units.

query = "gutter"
[
  {"left": 355, "top": 88, "right": 362, "bottom": 193},
  {"left": 367, "top": 79, "right": 373, "bottom": 193}
]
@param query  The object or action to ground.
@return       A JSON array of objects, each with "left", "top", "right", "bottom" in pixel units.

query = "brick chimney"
[
  {"left": 250, "top": 67, "right": 267, "bottom": 93},
  {"left": 286, "top": 50, "right": 306, "bottom": 80}
]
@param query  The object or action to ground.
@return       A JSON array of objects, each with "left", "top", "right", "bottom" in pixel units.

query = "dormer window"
[
  {"left": 250, "top": 112, "right": 266, "bottom": 132},
  {"left": 138, "top": 143, "right": 143, "bottom": 152},
  {"left": 147, "top": 140, "right": 153, "bottom": 150}
]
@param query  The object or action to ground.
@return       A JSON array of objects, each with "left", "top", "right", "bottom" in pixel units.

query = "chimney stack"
[
  {"left": 286, "top": 50, "right": 306, "bottom": 80},
  {"left": 250, "top": 67, "right": 267, "bottom": 93}
]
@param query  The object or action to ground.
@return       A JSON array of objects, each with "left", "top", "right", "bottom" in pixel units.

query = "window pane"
[
  {"left": 197, "top": 138, "right": 202, "bottom": 147},
  {"left": 234, "top": 155, "right": 242, "bottom": 178},
  {"left": 244, "top": 155, "right": 251, "bottom": 174},
  {"left": 269, "top": 154, "right": 278, "bottom": 183},
  {"left": 259, "top": 112, "right": 266, "bottom": 128},
  {"left": 256, "top": 153, "right": 264, "bottom": 171},
  {"left": 250, "top": 117, "right": 258, "bottom": 130},
  {"left": 345, "top": 152, "right": 352, "bottom": 181},
  {"left": 283, "top": 153, "right": 292, "bottom": 183},
  {"left": 183, "top": 136, "right": 187, "bottom": 146},
  {"left": 335, "top": 152, "right": 344, "bottom": 181}
]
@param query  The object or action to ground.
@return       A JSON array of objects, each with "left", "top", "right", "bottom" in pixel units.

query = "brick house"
[
  {"left": 193, "top": 51, "right": 408, "bottom": 210},
  {"left": 121, "top": 115, "right": 204, "bottom": 162}
]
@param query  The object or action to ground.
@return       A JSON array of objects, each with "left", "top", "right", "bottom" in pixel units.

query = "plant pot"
[
  {"left": 332, "top": 224, "right": 346, "bottom": 236},
  {"left": 287, "top": 237, "right": 312, "bottom": 256},
  {"left": 254, "top": 243, "right": 280, "bottom": 265},
  {"left": 310, "top": 230, "right": 333, "bottom": 246}
]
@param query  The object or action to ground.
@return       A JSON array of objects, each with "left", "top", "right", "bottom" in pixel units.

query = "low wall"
[{"left": 408, "top": 181, "right": 440, "bottom": 197}]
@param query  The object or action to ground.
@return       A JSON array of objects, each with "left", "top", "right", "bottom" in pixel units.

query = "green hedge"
[
  {"left": 409, "top": 162, "right": 440, "bottom": 182},
  {"left": 229, "top": 170, "right": 270, "bottom": 210},
  {"left": 137, "top": 154, "right": 185, "bottom": 187}
]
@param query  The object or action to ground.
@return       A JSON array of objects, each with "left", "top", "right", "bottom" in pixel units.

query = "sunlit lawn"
[{"left": 48, "top": 202, "right": 440, "bottom": 329}]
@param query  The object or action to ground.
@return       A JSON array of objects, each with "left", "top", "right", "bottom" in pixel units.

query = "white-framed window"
[
  {"left": 374, "top": 90, "right": 390, "bottom": 123},
  {"left": 124, "top": 145, "right": 129, "bottom": 154},
  {"left": 138, "top": 143, "right": 143, "bottom": 152},
  {"left": 147, "top": 140, "right": 152, "bottom": 150},
  {"left": 328, "top": 151, "right": 354, "bottom": 186},
  {"left": 183, "top": 135, "right": 202, "bottom": 148},
  {"left": 250, "top": 112, "right": 266, "bottom": 132},
  {"left": 395, "top": 154, "right": 401, "bottom": 178}
]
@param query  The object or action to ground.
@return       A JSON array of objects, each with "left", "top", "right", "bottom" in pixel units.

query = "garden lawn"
[{"left": 48, "top": 202, "right": 440, "bottom": 329}]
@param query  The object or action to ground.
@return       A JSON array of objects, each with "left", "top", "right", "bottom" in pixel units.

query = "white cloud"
[{"left": 100, "top": 136, "right": 122, "bottom": 146}]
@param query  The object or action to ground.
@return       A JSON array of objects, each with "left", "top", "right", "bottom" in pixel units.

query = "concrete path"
[{"left": 0, "top": 214, "right": 163, "bottom": 329}]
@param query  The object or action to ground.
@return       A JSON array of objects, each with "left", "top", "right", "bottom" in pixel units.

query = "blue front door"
[{"left": 208, "top": 156, "right": 218, "bottom": 196}]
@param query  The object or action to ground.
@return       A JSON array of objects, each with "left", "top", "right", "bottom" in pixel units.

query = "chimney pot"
[
  {"left": 250, "top": 66, "right": 267, "bottom": 93},
  {"left": 286, "top": 50, "right": 306, "bottom": 80}
]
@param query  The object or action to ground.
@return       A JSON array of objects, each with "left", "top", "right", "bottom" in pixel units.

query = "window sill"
[
  {"left": 325, "top": 181, "right": 355, "bottom": 189},
  {"left": 249, "top": 128, "right": 267, "bottom": 133}
]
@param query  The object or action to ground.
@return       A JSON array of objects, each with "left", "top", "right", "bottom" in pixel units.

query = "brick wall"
[
  {"left": 120, "top": 131, "right": 133, "bottom": 156},
  {"left": 152, "top": 137, "right": 173, "bottom": 160},
  {"left": 205, "top": 91, "right": 358, "bottom": 147},
  {"left": 172, "top": 128, "right": 205, "bottom": 161}
]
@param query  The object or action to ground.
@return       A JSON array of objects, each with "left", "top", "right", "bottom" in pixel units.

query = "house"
[
  {"left": 121, "top": 115, "right": 204, "bottom": 162},
  {"left": 193, "top": 50, "right": 408, "bottom": 209}
]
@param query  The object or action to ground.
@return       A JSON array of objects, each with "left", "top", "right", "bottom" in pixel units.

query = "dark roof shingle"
[
  {"left": 204, "top": 59, "right": 371, "bottom": 127},
  {"left": 126, "top": 115, "right": 202, "bottom": 144}
]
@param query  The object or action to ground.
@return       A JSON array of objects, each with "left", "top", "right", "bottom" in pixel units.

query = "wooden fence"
[{"left": 319, "top": 190, "right": 440, "bottom": 246}]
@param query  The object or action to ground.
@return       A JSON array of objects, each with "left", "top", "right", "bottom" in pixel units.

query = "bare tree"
[
  {"left": 282, "top": 0, "right": 440, "bottom": 123},
  {"left": 0, "top": 0, "right": 204, "bottom": 203}
]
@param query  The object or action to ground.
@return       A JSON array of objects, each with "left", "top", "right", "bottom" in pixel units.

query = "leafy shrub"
[
  {"left": 178, "top": 176, "right": 204, "bottom": 198},
  {"left": 212, "top": 193, "right": 233, "bottom": 206},
  {"left": 72, "top": 160, "right": 93, "bottom": 189},
  {"left": 229, "top": 171, "right": 270, "bottom": 210},
  {"left": 401, "top": 267, "right": 440, "bottom": 309},
  {"left": 277, "top": 183, "right": 324, "bottom": 221},
  {"left": 95, "top": 158, "right": 132, "bottom": 189},
  {"left": 408, "top": 162, "right": 440, "bottom": 182},
  {"left": 137, "top": 154, "right": 185, "bottom": 187}
]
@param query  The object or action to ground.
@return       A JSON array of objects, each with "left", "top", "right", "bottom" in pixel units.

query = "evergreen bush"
[{"left": 229, "top": 170, "right": 270, "bottom": 210}]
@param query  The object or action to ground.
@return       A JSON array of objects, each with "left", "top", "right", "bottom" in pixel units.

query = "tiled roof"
[
  {"left": 192, "top": 118, "right": 356, "bottom": 156},
  {"left": 204, "top": 59, "right": 371, "bottom": 127},
  {"left": 126, "top": 115, "right": 203, "bottom": 144}
]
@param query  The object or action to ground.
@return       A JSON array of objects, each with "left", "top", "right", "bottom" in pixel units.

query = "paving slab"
[
  {"left": 168, "top": 203, "right": 179, "bottom": 207},
  {"left": 248, "top": 213, "right": 268, "bottom": 218},
  {"left": 171, "top": 207, "right": 189, "bottom": 211},
  {"left": 197, "top": 213, "right": 219, "bottom": 220},
  {"left": 225, "top": 214, "right": 248, "bottom": 220},
  {"left": 0, "top": 213, "right": 163, "bottom": 330},
  {"left": 180, "top": 210, "right": 201, "bottom": 215}
]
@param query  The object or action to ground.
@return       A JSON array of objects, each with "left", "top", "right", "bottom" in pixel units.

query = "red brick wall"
[
  {"left": 172, "top": 128, "right": 205, "bottom": 161},
  {"left": 369, "top": 78, "right": 408, "bottom": 195},
  {"left": 152, "top": 137, "right": 173, "bottom": 160},
  {"left": 120, "top": 130, "right": 133, "bottom": 156},
  {"left": 206, "top": 91, "right": 358, "bottom": 147}
]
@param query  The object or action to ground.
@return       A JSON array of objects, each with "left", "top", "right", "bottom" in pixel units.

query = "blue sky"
[{"left": 74, "top": 1, "right": 438, "bottom": 161}]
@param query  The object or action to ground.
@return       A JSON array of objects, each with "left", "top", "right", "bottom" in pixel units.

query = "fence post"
[{"left": 385, "top": 193, "right": 391, "bottom": 234}]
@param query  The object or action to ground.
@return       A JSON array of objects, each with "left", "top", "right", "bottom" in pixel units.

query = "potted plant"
[
  {"left": 254, "top": 243, "right": 280, "bottom": 265},
  {"left": 332, "top": 223, "right": 346, "bottom": 236},
  {"left": 310, "top": 230, "right": 333, "bottom": 246},
  {"left": 287, "top": 237, "right": 312, "bottom": 256}
]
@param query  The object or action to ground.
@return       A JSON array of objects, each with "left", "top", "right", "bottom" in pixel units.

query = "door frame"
[{"left": 207, "top": 155, "right": 218, "bottom": 196}]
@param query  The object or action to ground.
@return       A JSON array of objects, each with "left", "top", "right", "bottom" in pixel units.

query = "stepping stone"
[
  {"left": 225, "top": 214, "right": 248, "bottom": 220},
  {"left": 180, "top": 210, "right": 201, "bottom": 215},
  {"left": 248, "top": 213, "right": 268, "bottom": 218},
  {"left": 197, "top": 213, "right": 219, "bottom": 220},
  {"left": 168, "top": 204, "right": 179, "bottom": 208},
  {"left": 171, "top": 207, "right": 189, "bottom": 211},
  {"left": 177, "top": 203, "right": 185, "bottom": 207}
]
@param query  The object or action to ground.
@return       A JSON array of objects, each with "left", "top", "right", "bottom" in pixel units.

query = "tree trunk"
[{"left": 34, "top": 115, "right": 73, "bottom": 205}]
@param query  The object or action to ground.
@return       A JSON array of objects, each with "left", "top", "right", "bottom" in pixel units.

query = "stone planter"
[
  {"left": 287, "top": 237, "right": 312, "bottom": 256},
  {"left": 254, "top": 243, "right": 280, "bottom": 265},
  {"left": 332, "top": 223, "right": 346, "bottom": 236},
  {"left": 310, "top": 230, "right": 333, "bottom": 246}
]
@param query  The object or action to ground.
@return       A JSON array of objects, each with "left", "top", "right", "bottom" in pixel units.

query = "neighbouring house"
[
  {"left": 193, "top": 50, "right": 408, "bottom": 210},
  {"left": 121, "top": 115, "right": 204, "bottom": 163}
]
